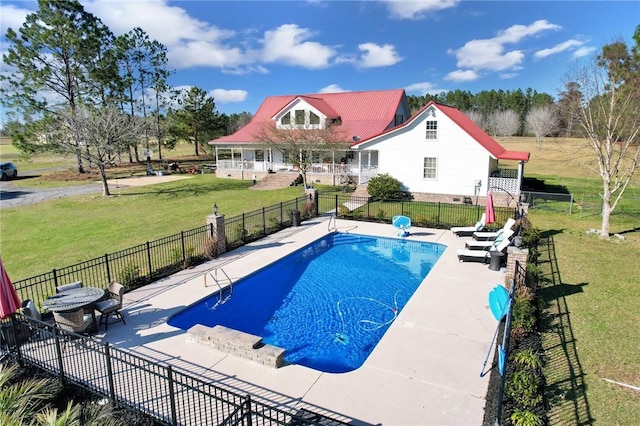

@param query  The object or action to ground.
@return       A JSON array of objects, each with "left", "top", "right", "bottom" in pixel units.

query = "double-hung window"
[
  {"left": 425, "top": 120, "right": 437, "bottom": 140},
  {"left": 423, "top": 157, "right": 437, "bottom": 179}
]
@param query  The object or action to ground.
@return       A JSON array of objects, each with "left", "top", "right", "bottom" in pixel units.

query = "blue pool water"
[{"left": 168, "top": 233, "right": 445, "bottom": 373}]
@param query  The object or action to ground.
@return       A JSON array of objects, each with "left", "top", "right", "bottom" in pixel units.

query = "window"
[
  {"left": 310, "top": 111, "right": 320, "bottom": 125},
  {"left": 423, "top": 157, "right": 437, "bottom": 179},
  {"left": 255, "top": 150, "right": 264, "bottom": 162},
  {"left": 281, "top": 112, "right": 290, "bottom": 125},
  {"left": 394, "top": 114, "right": 404, "bottom": 126},
  {"left": 295, "top": 110, "right": 305, "bottom": 125},
  {"left": 425, "top": 120, "right": 437, "bottom": 139}
]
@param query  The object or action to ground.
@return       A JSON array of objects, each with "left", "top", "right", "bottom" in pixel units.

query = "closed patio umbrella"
[
  {"left": 485, "top": 191, "right": 496, "bottom": 226},
  {"left": 0, "top": 256, "right": 21, "bottom": 319}
]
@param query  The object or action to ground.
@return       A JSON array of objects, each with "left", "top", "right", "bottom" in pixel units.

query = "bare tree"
[
  {"left": 465, "top": 110, "right": 485, "bottom": 129},
  {"left": 563, "top": 30, "right": 640, "bottom": 238},
  {"left": 490, "top": 109, "right": 520, "bottom": 139},
  {"left": 525, "top": 105, "right": 560, "bottom": 144},
  {"left": 42, "top": 105, "right": 145, "bottom": 196},
  {"left": 255, "top": 123, "right": 350, "bottom": 189}
]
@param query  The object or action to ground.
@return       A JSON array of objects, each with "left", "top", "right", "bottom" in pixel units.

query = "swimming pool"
[{"left": 168, "top": 233, "right": 445, "bottom": 373}]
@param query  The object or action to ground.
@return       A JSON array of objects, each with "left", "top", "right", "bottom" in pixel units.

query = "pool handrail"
[{"left": 205, "top": 268, "right": 233, "bottom": 307}]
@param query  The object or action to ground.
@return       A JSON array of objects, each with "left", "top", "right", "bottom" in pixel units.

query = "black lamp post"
[{"left": 213, "top": 203, "right": 218, "bottom": 216}]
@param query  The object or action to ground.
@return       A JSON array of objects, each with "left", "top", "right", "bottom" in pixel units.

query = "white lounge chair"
[
  {"left": 451, "top": 213, "right": 486, "bottom": 237},
  {"left": 472, "top": 218, "right": 516, "bottom": 241},
  {"left": 457, "top": 237, "right": 512, "bottom": 263},
  {"left": 465, "top": 229, "right": 514, "bottom": 250}
]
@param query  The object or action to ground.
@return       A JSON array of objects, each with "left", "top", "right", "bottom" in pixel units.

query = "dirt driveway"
[{"left": 0, "top": 175, "right": 193, "bottom": 209}]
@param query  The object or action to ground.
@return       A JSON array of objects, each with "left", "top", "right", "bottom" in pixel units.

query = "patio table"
[{"left": 42, "top": 287, "right": 105, "bottom": 330}]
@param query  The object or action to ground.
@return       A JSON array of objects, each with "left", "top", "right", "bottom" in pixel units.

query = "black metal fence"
[
  {"left": 318, "top": 193, "right": 514, "bottom": 229},
  {"left": 225, "top": 195, "right": 313, "bottom": 250},
  {"left": 1, "top": 317, "right": 349, "bottom": 426}
]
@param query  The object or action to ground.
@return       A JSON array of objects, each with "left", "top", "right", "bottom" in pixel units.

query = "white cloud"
[
  {"left": 448, "top": 19, "right": 561, "bottom": 79},
  {"left": 493, "top": 19, "right": 560, "bottom": 44},
  {"left": 0, "top": 4, "right": 30, "bottom": 36},
  {"left": 444, "top": 69, "right": 479, "bottom": 82},
  {"left": 499, "top": 72, "right": 519, "bottom": 79},
  {"left": 405, "top": 82, "right": 443, "bottom": 95},
  {"left": 534, "top": 39, "right": 584, "bottom": 59},
  {"left": 210, "top": 89, "right": 248, "bottom": 104},
  {"left": 382, "top": 0, "right": 459, "bottom": 20},
  {"left": 358, "top": 43, "right": 403, "bottom": 68},
  {"left": 319, "top": 84, "right": 348, "bottom": 93},
  {"left": 261, "top": 24, "right": 336, "bottom": 69},
  {"left": 86, "top": 2, "right": 338, "bottom": 71},
  {"left": 573, "top": 46, "right": 596, "bottom": 58}
]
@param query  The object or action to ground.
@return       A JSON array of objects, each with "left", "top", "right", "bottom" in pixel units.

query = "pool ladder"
[
  {"left": 205, "top": 268, "right": 233, "bottom": 307},
  {"left": 328, "top": 213, "right": 338, "bottom": 232}
]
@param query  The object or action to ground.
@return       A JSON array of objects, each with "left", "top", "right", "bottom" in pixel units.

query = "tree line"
[{"left": 408, "top": 88, "right": 568, "bottom": 142}]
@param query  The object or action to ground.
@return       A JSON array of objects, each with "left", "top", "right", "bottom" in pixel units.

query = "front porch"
[{"left": 214, "top": 146, "right": 379, "bottom": 186}]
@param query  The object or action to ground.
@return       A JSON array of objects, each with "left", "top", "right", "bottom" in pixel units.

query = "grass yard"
[
  {"left": 502, "top": 137, "right": 640, "bottom": 425},
  {"left": 1, "top": 136, "right": 639, "bottom": 424},
  {"left": 1, "top": 175, "right": 304, "bottom": 280}
]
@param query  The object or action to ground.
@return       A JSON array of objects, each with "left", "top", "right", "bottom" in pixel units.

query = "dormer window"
[
  {"left": 426, "top": 120, "right": 437, "bottom": 140},
  {"left": 281, "top": 112, "right": 291, "bottom": 125},
  {"left": 295, "top": 110, "right": 305, "bottom": 125},
  {"left": 395, "top": 114, "right": 404, "bottom": 126}
]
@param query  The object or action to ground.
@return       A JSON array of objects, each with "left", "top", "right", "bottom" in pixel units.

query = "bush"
[{"left": 367, "top": 173, "right": 405, "bottom": 200}]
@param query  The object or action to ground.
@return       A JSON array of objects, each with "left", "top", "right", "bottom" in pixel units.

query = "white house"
[{"left": 209, "top": 89, "right": 529, "bottom": 205}]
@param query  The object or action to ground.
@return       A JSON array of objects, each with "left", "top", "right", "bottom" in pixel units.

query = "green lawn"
[
  {"left": 1, "top": 175, "right": 304, "bottom": 281},
  {"left": 1, "top": 137, "right": 639, "bottom": 424}
]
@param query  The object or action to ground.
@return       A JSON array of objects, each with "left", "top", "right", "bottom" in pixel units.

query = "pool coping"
[{"left": 99, "top": 216, "right": 506, "bottom": 425}]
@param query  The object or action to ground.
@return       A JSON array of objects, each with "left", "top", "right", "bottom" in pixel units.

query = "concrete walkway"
[{"left": 97, "top": 217, "right": 505, "bottom": 425}]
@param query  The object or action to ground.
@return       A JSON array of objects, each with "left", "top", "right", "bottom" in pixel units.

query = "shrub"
[
  {"left": 506, "top": 370, "right": 543, "bottom": 408},
  {"left": 510, "top": 409, "right": 543, "bottom": 426},
  {"left": 376, "top": 209, "right": 386, "bottom": 220},
  {"left": 511, "top": 294, "right": 536, "bottom": 339},
  {"left": 367, "top": 173, "right": 405, "bottom": 200},
  {"left": 302, "top": 200, "right": 316, "bottom": 218},
  {"left": 203, "top": 235, "right": 218, "bottom": 260},
  {"left": 118, "top": 263, "right": 140, "bottom": 288}
]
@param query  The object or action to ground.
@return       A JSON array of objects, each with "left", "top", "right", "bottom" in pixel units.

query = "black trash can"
[
  {"left": 290, "top": 210, "right": 301, "bottom": 227},
  {"left": 488, "top": 251, "right": 504, "bottom": 271}
]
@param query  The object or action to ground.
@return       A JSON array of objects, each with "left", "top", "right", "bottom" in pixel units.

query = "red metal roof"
[
  {"left": 209, "top": 89, "right": 406, "bottom": 144},
  {"left": 353, "top": 101, "right": 530, "bottom": 162}
]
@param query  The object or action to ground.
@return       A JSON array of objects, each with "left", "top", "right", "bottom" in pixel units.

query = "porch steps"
[{"left": 251, "top": 171, "right": 300, "bottom": 190}]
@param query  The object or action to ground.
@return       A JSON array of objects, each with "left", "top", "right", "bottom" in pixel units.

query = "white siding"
[{"left": 363, "top": 106, "right": 491, "bottom": 196}]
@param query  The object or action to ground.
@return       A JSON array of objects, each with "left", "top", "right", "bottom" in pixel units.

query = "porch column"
[
  {"left": 358, "top": 151, "right": 363, "bottom": 185},
  {"left": 240, "top": 147, "right": 245, "bottom": 180},
  {"left": 332, "top": 150, "right": 336, "bottom": 185},
  {"left": 517, "top": 161, "right": 525, "bottom": 195}
]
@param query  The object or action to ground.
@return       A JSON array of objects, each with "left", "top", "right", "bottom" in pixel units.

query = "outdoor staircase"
[{"left": 251, "top": 171, "right": 300, "bottom": 190}]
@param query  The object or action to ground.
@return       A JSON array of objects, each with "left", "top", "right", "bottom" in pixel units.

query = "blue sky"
[{"left": 1, "top": 0, "right": 638, "bottom": 118}]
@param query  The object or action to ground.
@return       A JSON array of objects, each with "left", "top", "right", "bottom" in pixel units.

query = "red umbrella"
[
  {"left": 0, "top": 256, "right": 21, "bottom": 319},
  {"left": 485, "top": 191, "right": 496, "bottom": 226}
]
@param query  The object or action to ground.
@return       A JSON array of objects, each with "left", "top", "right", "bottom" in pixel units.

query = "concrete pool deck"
[{"left": 99, "top": 217, "right": 505, "bottom": 425}]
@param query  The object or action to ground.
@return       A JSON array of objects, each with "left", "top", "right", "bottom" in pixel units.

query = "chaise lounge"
[
  {"left": 465, "top": 229, "right": 514, "bottom": 250},
  {"left": 450, "top": 213, "right": 486, "bottom": 237},
  {"left": 457, "top": 237, "right": 512, "bottom": 263},
  {"left": 472, "top": 218, "right": 516, "bottom": 241}
]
